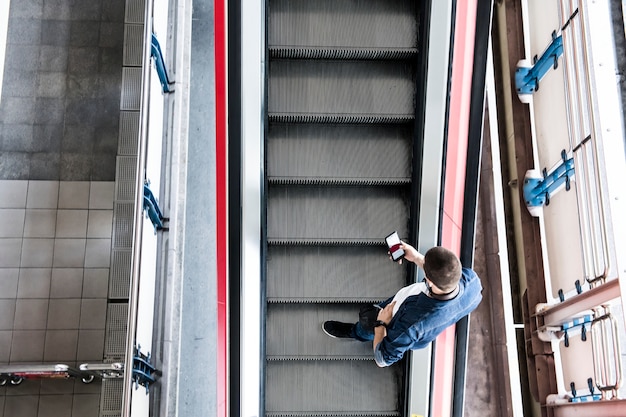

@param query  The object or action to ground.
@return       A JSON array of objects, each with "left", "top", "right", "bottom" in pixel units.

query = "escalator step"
[
  {"left": 268, "top": 177, "right": 410, "bottom": 186},
  {"left": 266, "top": 245, "right": 405, "bottom": 302},
  {"left": 267, "top": 185, "right": 409, "bottom": 241},
  {"left": 267, "top": 412, "right": 400, "bottom": 417},
  {"left": 267, "top": 355, "right": 374, "bottom": 361},
  {"left": 268, "top": 113, "right": 414, "bottom": 124},
  {"left": 266, "top": 361, "right": 402, "bottom": 414},
  {"left": 268, "top": 123, "right": 412, "bottom": 181},
  {"left": 269, "top": 46, "right": 417, "bottom": 61},
  {"left": 269, "top": 60, "right": 414, "bottom": 116},
  {"left": 266, "top": 304, "right": 380, "bottom": 359}
]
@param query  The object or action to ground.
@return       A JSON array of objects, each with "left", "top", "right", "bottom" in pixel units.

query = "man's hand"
[
  {"left": 377, "top": 301, "right": 396, "bottom": 325},
  {"left": 373, "top": 301, "right": 396, "bottom": 358},
  {"left": 390, "top": 242, "right": 424, "bottom": 268}
]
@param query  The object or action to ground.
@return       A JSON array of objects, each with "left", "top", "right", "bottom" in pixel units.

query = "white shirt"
[{"left": 390, "top": 281, "right": 428, "bottom": 316}]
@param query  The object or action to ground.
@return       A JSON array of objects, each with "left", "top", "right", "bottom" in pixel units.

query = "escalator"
[{"left": 264, "top": 1, "right": 422, "bottom": 414}]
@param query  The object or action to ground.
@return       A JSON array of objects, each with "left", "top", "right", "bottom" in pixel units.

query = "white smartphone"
[{"left": 385, "top": 231, "right": 405, "bottom": 262}]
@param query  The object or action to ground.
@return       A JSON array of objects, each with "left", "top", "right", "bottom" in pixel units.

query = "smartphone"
[{"left": 385, "top": 231, "right": 405, "bottom": 262}]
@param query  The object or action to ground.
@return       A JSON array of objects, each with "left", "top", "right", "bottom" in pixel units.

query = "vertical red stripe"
[
  {"left": 431, "top": 0, "right": 477, "bottom": 416},
  {"left": 214, "top": 0, "right": 228, "bottom": 416}
]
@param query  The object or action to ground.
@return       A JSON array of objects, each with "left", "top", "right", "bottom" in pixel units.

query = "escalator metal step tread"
[
  {"left": 268, "top": 177, "right": 411, "bottom": 186},
  {"left": 269, "top": 46, "right": 417, "bottom": 60},
  {"left": 268, "top": 113, "right": 414, "bottom": 124},
  {"left": 266, "top": 246, "right": 405, "bottom": 301},
  {"left": 267, "top": 238, "right": 385, "bottom": 245},
  {"left": 265, "top": 361, "right": 402, "bottom": 413},
  {"left": 265, "top": 0, "right": 418, "bottom": 413},
  {"left": 267, "top": 185, "right": 409, "bottom": 240},
  {"left": 268, "top": 124, "right": 412, "bottom": 181},
  {"left": 267, "top": 355, "right": 374, "bottom": 361},
  {"left": 269, "top": 0, "right": 416, "bottom": 50},
  {"left": 268, "top": 299, "right": 384, "bottom": 304},
  {"left": 266, "top": 304, "right": 373, "bottom": 358},
  {"left": 266, "top": 412, "right": 400, "bottom": 417},
  {"left": 269, "top": 60, "right": 415, "bottom": 116}
]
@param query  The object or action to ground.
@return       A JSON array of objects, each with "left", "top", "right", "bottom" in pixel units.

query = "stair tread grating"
[
  {"left": 268, "top": 113, "right": 415, "bottom": 124},
  {"left": 266, "top": 413, "right": 401, "bottom": 417},
  {"left": 268, "top": 177, "right": 411, "bottom": 186},
  {"left": 267, "top": 298, "right": 386, "bottom": 304},
  {"left": 269, "top": 46, "right": 417, "bottom": 60},
  {"left": 267, "top": 355, "right": 374, "bottom": 361},
  {"left": 264, "top": 0, "right": 419, "bottom": 414},
  {"left": 265, "top": 361, "right": 401, "bottom": 413}
]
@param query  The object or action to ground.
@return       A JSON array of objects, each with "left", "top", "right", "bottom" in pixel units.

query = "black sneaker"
[{"left": 322, "top": 321, "right": 354, "bottom": 339}]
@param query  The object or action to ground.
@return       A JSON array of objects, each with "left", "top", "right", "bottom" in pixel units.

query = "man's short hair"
[{"left": 423, "top": 247, "right": 462, "bottom": 292}]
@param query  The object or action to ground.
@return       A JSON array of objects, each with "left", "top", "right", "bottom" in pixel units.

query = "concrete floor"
[
  {"left": 0, "top": 1, "right": 126, "bottom": 416},
  {"left": 0, "top": 0, "right": 123, "bottom": 181}
]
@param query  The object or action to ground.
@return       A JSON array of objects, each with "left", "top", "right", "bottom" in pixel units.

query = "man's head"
[{"left": 423, "top": 246, "right": 462, "bottom": 292}]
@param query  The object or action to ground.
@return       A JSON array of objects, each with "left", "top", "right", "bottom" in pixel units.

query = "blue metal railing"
[{"left": 151, "top": 33, "right": 173, "bottom": 93}]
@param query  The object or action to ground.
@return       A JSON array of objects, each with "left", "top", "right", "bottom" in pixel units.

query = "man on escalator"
[{"left": 322, "top": 241, "right": 483, "bottom": 367}]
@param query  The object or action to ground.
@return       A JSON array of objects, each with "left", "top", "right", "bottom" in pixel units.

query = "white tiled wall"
[{"left": 0, "top": 180, "right": 114, "bottom": 409}]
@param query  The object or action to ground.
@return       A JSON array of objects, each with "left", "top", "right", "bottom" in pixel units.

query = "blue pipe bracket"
[
  {"left": 132, "top": 345, "right": 157, "bottom": 394},
  {"left": 516, "top": 30, "right": 563, "bottom": 102},
  {"left": 143, "top": 182, "right": 168, "bottom": 232},
  {"left": 151, "top": 33, "right": 174, "bottom": 94},
  {"left": 569, "top": 379, "right": 602, "bottom": 403},
  {"left": 524, "top": 149, "right": 574, "bottom": 216},
  {"left": 561, "top": 314, "right": 592, "bottom": 347}
]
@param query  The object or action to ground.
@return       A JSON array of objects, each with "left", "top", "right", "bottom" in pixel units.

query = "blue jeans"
[{"left": 352, "top": 322, "right": 374, "bottom": 342}]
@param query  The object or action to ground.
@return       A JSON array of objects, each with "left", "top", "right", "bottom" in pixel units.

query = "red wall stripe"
[
  {"left": 431, "top": 0, "right": 477, "bottom": 416},
  {"left": 214, "top": 0, "right": 228, "bottom": 416}
]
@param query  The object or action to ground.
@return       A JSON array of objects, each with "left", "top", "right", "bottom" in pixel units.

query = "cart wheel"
[
  {"left": 82, "top": 375, "right": 95, "bottom": 384},
  {"left": 10, "top": 376, "right": 23, "bottom": 385}
]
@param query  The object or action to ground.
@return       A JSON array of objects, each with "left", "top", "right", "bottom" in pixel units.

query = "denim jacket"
[{"left": 374, "top": 268, "right": 483, "bottom": 367}]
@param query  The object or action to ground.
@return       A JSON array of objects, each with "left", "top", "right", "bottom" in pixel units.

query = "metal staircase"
[{"left": 264, "top": 0, "right": 420, "bottom": 414}]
